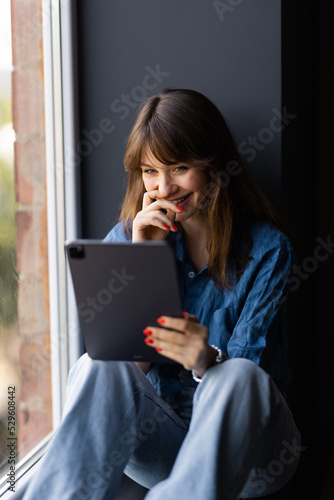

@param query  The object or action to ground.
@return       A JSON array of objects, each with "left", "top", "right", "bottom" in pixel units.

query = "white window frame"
[
  {"left": 0, "top": 0, "right": 81, "bottom": 496},
  {"left": 46, "top": 0, "right": 82, "bottom": 431}
]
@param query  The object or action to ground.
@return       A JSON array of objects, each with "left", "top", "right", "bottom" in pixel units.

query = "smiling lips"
[{"left": 169, "top": 193, "right": 191, "bottom": 205}]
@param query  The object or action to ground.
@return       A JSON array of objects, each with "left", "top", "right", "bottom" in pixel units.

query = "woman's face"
[{"left": 140, "top": 149, "right": 208, "bottom": 223}]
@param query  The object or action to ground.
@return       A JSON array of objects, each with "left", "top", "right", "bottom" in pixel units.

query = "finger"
[
  {"left": 156, "top": 316, "right": 207, "bottom": 338},
  {"left": 143, "top": 193, "right": 184, "bottom": 214},
  {"left": 165, "top": 208, "right": 176, "bottom": 228},
  {"left": 158, "top": 200, "right": 184, "bottom": 214},
  {"left": 182, "top": 311, "right": 198, "bottom": 322},
  {"left": 156, "top": 210, "right": 178, "bottom": 231},
  {"left": 144, "top": 333, "right": 198, "bottom": 359},
  {"left": 146, "top": 336, "right": 207, "bottom": 370},
  {"left": 137, "top": 212, "right": 178, "bottom": 232},
  {"left": 144, "top": 326, "right": 189, "bottom": 346},
  {"left": 153, "top": 347, "right": 193, "bottom": 368},
  {"left": 143, "top": 190, "right": 160, "bottom": 209},
  {"left": 143, "top": 326, "right": 207, "bottom": 362}
]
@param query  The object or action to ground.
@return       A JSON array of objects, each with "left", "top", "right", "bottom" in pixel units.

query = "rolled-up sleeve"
[{"left": 226, "top": 246, "right": 296, "bottom": 388}]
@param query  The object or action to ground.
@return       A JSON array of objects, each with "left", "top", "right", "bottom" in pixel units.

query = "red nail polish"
[
  {"left": 173, "top": 224, "right": 178, "bottom": 231},
  {"left": 156, "top": 348, "right": 163, "bottom": 352},
  {"left": 177, "top": 205, "right": 184, "bottom": 211},
  {"left": 143, "top": 328, "right": 152, "bottom": 335},
  {"left": 145, "top": 338, "right": 154, "bottom": 344},
  {"left": 164, "top": 224, "right": 170, "bottom": 230},
  {"left": 182, "top": 311, "right": 189, "bottom": 317},
  {"left": 157, "top": 317, "right": 165, "bottom": 325}
]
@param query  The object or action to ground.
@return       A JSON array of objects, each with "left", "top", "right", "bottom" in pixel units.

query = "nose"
[{"left": 156, "top": 173, "right": 178, "bottom": 199}]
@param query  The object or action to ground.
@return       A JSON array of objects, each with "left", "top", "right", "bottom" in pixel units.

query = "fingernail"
[
  {"left": 157, "top": 317, "right": 165, "bottom": 325},
  {"left": 177, "top": 205, "right": 184, "bottom": 211},
  {"left": 155, "top": 348, "right": 163, "bottom": 352},
  {"left": 145, "top": 338, "right": 154, "bottom": 344},
  {"left": 143, "top": 328, "right": 152, "bottom": 335},
  {"left": 173, "top": 224, "right": 178, "bottom": 231},
  {"left": 182, "top": 311, "right": 189, "bottom": 317},
  {"left": 164, "top": 224, "right": 170, "bottom": 230}
]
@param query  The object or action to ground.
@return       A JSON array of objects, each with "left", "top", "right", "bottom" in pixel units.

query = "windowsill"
[{"left": 0, "top": 433, "right": 53, "bottom": 498}]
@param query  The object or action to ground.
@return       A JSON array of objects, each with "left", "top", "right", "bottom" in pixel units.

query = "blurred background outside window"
[{"left": 0, "top": 0, "right": 52, "bottom": 480}]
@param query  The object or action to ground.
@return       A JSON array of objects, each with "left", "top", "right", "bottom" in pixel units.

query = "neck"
[
  {"left": 182, "top": 217, "right": 208, "bottom": 249},
  {"left": 181, "top": 218, "right": 210, "bottom": 273}
]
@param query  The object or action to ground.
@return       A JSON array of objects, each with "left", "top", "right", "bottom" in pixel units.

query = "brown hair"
[{"left": 120, "top": 88, "right": 293, "bottom": 288}]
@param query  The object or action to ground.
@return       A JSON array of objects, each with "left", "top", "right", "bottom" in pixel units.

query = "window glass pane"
[
  {"left": 0, "top": 0, "right": 18, "bottom": 479},
  {"left": 0, "top": 0, "right": 52, "bottom": 481}
]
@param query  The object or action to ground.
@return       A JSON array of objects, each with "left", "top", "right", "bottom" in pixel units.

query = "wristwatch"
[{"left": 192, "top": 345, "right": 229, "bottom": 383}]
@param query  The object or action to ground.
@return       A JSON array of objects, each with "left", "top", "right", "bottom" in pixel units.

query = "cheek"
[
  {"left": 142, "top": 178, "right": 154, "bottom": 192},
  {"left": 189, "top": 171, "right": 208, "bottom": 192}
]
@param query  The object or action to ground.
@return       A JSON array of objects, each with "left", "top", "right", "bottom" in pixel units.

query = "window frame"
[{"left": 46, "top": 0, "right": 82, "bottom": 430}]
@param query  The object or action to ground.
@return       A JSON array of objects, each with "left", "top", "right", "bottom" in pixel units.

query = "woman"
[{"left": 24, "top": 89, "right": 301, "bottom": 500}]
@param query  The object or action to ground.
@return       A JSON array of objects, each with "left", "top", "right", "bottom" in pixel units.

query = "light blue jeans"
[{"left": 23, "top": 355, "right": 301, "bottom": 500}]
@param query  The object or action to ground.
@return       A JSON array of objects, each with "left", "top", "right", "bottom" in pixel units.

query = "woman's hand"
[
  {"left": 143, "top": 313, "right": 217, "bottom": 379},
  {"left": 132, "top": 190, "right": 183, "bottom": 242}
]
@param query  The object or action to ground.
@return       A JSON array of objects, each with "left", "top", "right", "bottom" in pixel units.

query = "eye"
[
  {"left": 174, "top": 166, "right": 189, "bottom": 173},
  {"left": 142, "top": 168, "right": 156, "bottom": 175}
]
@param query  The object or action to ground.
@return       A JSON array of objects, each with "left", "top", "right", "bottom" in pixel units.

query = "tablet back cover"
[{"left": 66, "top": 240, "right": 183, "bottom": 362}]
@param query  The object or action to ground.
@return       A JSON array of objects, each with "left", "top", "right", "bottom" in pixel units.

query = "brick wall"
[{"left": 11, "top": 0, "right": 52, "bottom": 460}]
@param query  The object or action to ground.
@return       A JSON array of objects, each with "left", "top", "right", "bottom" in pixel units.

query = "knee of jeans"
[
  {"left": 199, "top": 357, "right": 276, "bottom": 402},
  {"left": 225, "top": 357, "right": 266, "bottom": 380},
  {"left": 206, "top": 357, "right": 263, "bottom": 381},
  {"left": 67, "top": 354, "right": 144, "bottom": 393}
]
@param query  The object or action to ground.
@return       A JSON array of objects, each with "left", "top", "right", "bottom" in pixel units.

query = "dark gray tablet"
[{"left": 65, "top": 240, "right": 183, "bottom": 362}]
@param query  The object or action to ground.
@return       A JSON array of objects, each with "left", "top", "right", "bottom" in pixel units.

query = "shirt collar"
[
  {"left": 167, "top": 230, "right": 209, "bottom": 275},
  {"left": 167, "top": 230, "right": 186, "bottom": 263}
]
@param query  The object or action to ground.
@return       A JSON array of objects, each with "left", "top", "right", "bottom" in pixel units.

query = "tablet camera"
[{"left": 69, "top": 245, "right": 85, "bottom": 259}]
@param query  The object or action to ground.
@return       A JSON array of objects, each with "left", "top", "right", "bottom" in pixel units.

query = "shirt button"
[{"left": 188, "top": 271, "right": 195, "bottom": 278}]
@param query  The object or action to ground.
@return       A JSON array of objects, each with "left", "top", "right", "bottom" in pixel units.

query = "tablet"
[{"left": 65, "top": 240, "right": 183, "bottom": 362}]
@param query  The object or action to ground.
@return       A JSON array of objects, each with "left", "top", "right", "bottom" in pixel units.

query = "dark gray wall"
[
  {"left": 75, "top": 1, "right": 334, "bottom": 497},
  {"left": 76, "top": 0, "right": 282, "bottom": 238}
]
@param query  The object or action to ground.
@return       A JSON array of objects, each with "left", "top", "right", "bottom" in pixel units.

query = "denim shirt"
[{"left": 104, "top": 218, "right": 295, "bottom": 407}]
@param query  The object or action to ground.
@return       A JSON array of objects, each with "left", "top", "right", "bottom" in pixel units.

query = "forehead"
[
  {"left": 140, "top": 148, "right": 177, "bottom": 169},
  {"left": 140, "top": 138, "right": 186, "bottom": 167}
]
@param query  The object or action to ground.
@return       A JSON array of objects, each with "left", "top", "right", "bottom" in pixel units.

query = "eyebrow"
[{"left": 140, "top": 162, "right": 181, "bottom": 169}]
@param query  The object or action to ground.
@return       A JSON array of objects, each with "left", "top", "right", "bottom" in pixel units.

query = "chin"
[{"left": 176, "top": 211, "right": 195, "bottom": 223}]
